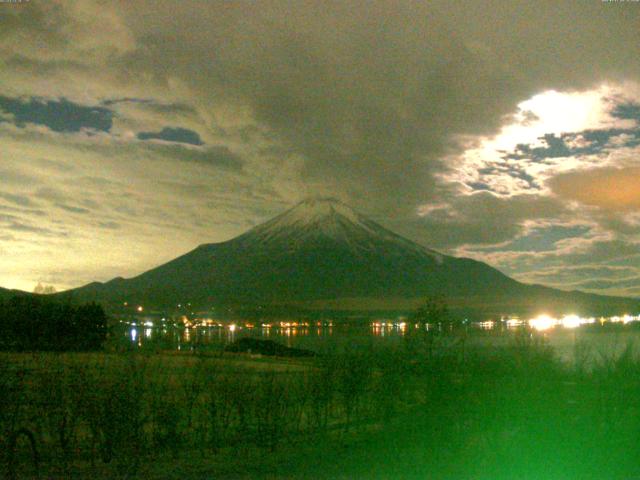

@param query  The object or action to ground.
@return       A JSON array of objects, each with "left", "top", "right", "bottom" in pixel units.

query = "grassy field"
[{"left": 2, "top": 331, "right": 640, "bottom": 479}]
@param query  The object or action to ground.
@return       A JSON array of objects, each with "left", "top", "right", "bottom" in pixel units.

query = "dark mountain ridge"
[
  {"left": 58, "top": 198, "right": 638, "bottom": 319},
  {"left": 0, "top": 286, "right": 32, "bottom": 301}
]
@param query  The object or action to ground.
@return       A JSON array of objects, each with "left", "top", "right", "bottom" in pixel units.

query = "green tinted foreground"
[{"left": 1, "top": 332, "right": 639, "bottom": 479}]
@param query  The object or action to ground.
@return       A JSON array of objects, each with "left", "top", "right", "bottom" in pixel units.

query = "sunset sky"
[{"left": 1, "top": 0, "right": 639, "bottom": 297}]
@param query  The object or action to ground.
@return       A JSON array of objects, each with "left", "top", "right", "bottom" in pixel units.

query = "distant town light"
[
  {"left": 137, "top": 306, "right": 143, "bottom": 312},
  {"left": 478, "top": 320, "right": 495, "bottom": 330},
  {"left": 505, "top": 318, "right": 522, "bottom": 328},
  {"left": 560, "top": 315, "right": 581, "bottom": 329},
  {"left": 529, "top": 314, "right": 556, "bottom": 331}
]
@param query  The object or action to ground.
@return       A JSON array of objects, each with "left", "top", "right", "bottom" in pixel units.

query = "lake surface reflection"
[{"left": 112, "top": 320, "right": 640, "bottom": 365}]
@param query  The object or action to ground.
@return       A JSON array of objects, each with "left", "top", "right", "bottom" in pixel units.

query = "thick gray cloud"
[{"left": 401, "top": 192, "right": 570, "bottom": 248}]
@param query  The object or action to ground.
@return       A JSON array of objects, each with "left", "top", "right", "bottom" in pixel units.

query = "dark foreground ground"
[{"left": 2, "top": 330, "right": 640, "bottom": 479}]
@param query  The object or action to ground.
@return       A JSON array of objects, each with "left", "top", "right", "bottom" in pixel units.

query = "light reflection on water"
[
  {"left": 115, "top": 323, "right": 344, "bottom": 351},
  {"left": 113, "top": 321, "right": 640, "bottom": 365}
]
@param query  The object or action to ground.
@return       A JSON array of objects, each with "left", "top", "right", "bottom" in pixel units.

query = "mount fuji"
[{"left": 61, "top": 198, "right": 638, "bottom": 318}]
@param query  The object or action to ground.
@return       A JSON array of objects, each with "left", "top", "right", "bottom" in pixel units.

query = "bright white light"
[
  {"left": 622, "top": 314, "right": 635, "bottom": 324},
  {"left": 480, "top": 89, "right": 610, "bottom": 156},
  {"left": 435, "top": 85, "right": 631, "bottom": 199},
  {"left": 529, "top": 314, "right": 556, "bottom": 331},
  {"left": 505, "top": 318, "right": 522, "bottom": 328},
  {"left": 514, "top": 89, "right": 608, "bottom": 142},
  {"left": 130, "top": 328, "right": 137, "bottom": 341},
  {"left": 229, "top": 324, "right": 236, "bottom": 332},
  {"left": 560, "top": 315, "right": 581, "bottom": 329}
]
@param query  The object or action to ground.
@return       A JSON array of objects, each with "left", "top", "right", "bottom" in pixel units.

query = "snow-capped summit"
[
  {"left": 240, "top": 197, "right": 367, "bottom": 240},
  {"left": 61, "top": 198, "right": 640, "bottom": 319},
  {"left": 276, "top": 197, "right": 360, "bottom": 224},
  {"left": 63, "top": 197, "right": 515, "bottom": 307},
  {"left": 239, "top": 197, "right": 442, "bottom": 261},
  {"left": 248, "top": 197, "right": 366, "bottom": 235}
]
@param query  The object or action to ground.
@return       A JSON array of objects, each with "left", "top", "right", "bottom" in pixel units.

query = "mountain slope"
[
  {"left": 61, "top": 198, "right": 638, "bottom": 318},
  {"left": 0, "top": 286, "right": 32, "bottom": 300}
]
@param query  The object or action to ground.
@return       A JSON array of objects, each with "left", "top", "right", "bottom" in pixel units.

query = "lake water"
[{"left": 112, "top": 320, "right": 640, "bottom": 365}]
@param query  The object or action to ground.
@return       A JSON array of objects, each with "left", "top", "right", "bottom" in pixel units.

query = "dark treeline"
[{"left": 0, "top": 295, "right": 107, "bottom": 351}]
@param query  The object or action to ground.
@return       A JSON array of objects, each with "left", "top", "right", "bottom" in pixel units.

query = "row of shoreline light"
[
  {"left": 121, "top": 318, "right": 334, "bottom": 331},
  {"left": 526, "top": 313, "right": 640, "bottom": 331},
  {"left": 371, "top": 313, "right": 640, "bottom": 332},
  {"left": 124, "top": 314, "right": 640, "bottom": 332}
]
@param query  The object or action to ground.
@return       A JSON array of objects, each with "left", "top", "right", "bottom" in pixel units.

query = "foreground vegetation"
[{"left": 2, "top": 330, "right": 640, "bottom": 479}]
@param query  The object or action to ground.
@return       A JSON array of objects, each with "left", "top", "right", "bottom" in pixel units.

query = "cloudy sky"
[{"left": 1, "top": 0, "right": 639, "bottom": 297}]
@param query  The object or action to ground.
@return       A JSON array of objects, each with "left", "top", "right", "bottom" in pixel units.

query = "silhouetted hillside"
[{"left": 58, "top": 198, "right": 639, "bottom": 319}]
